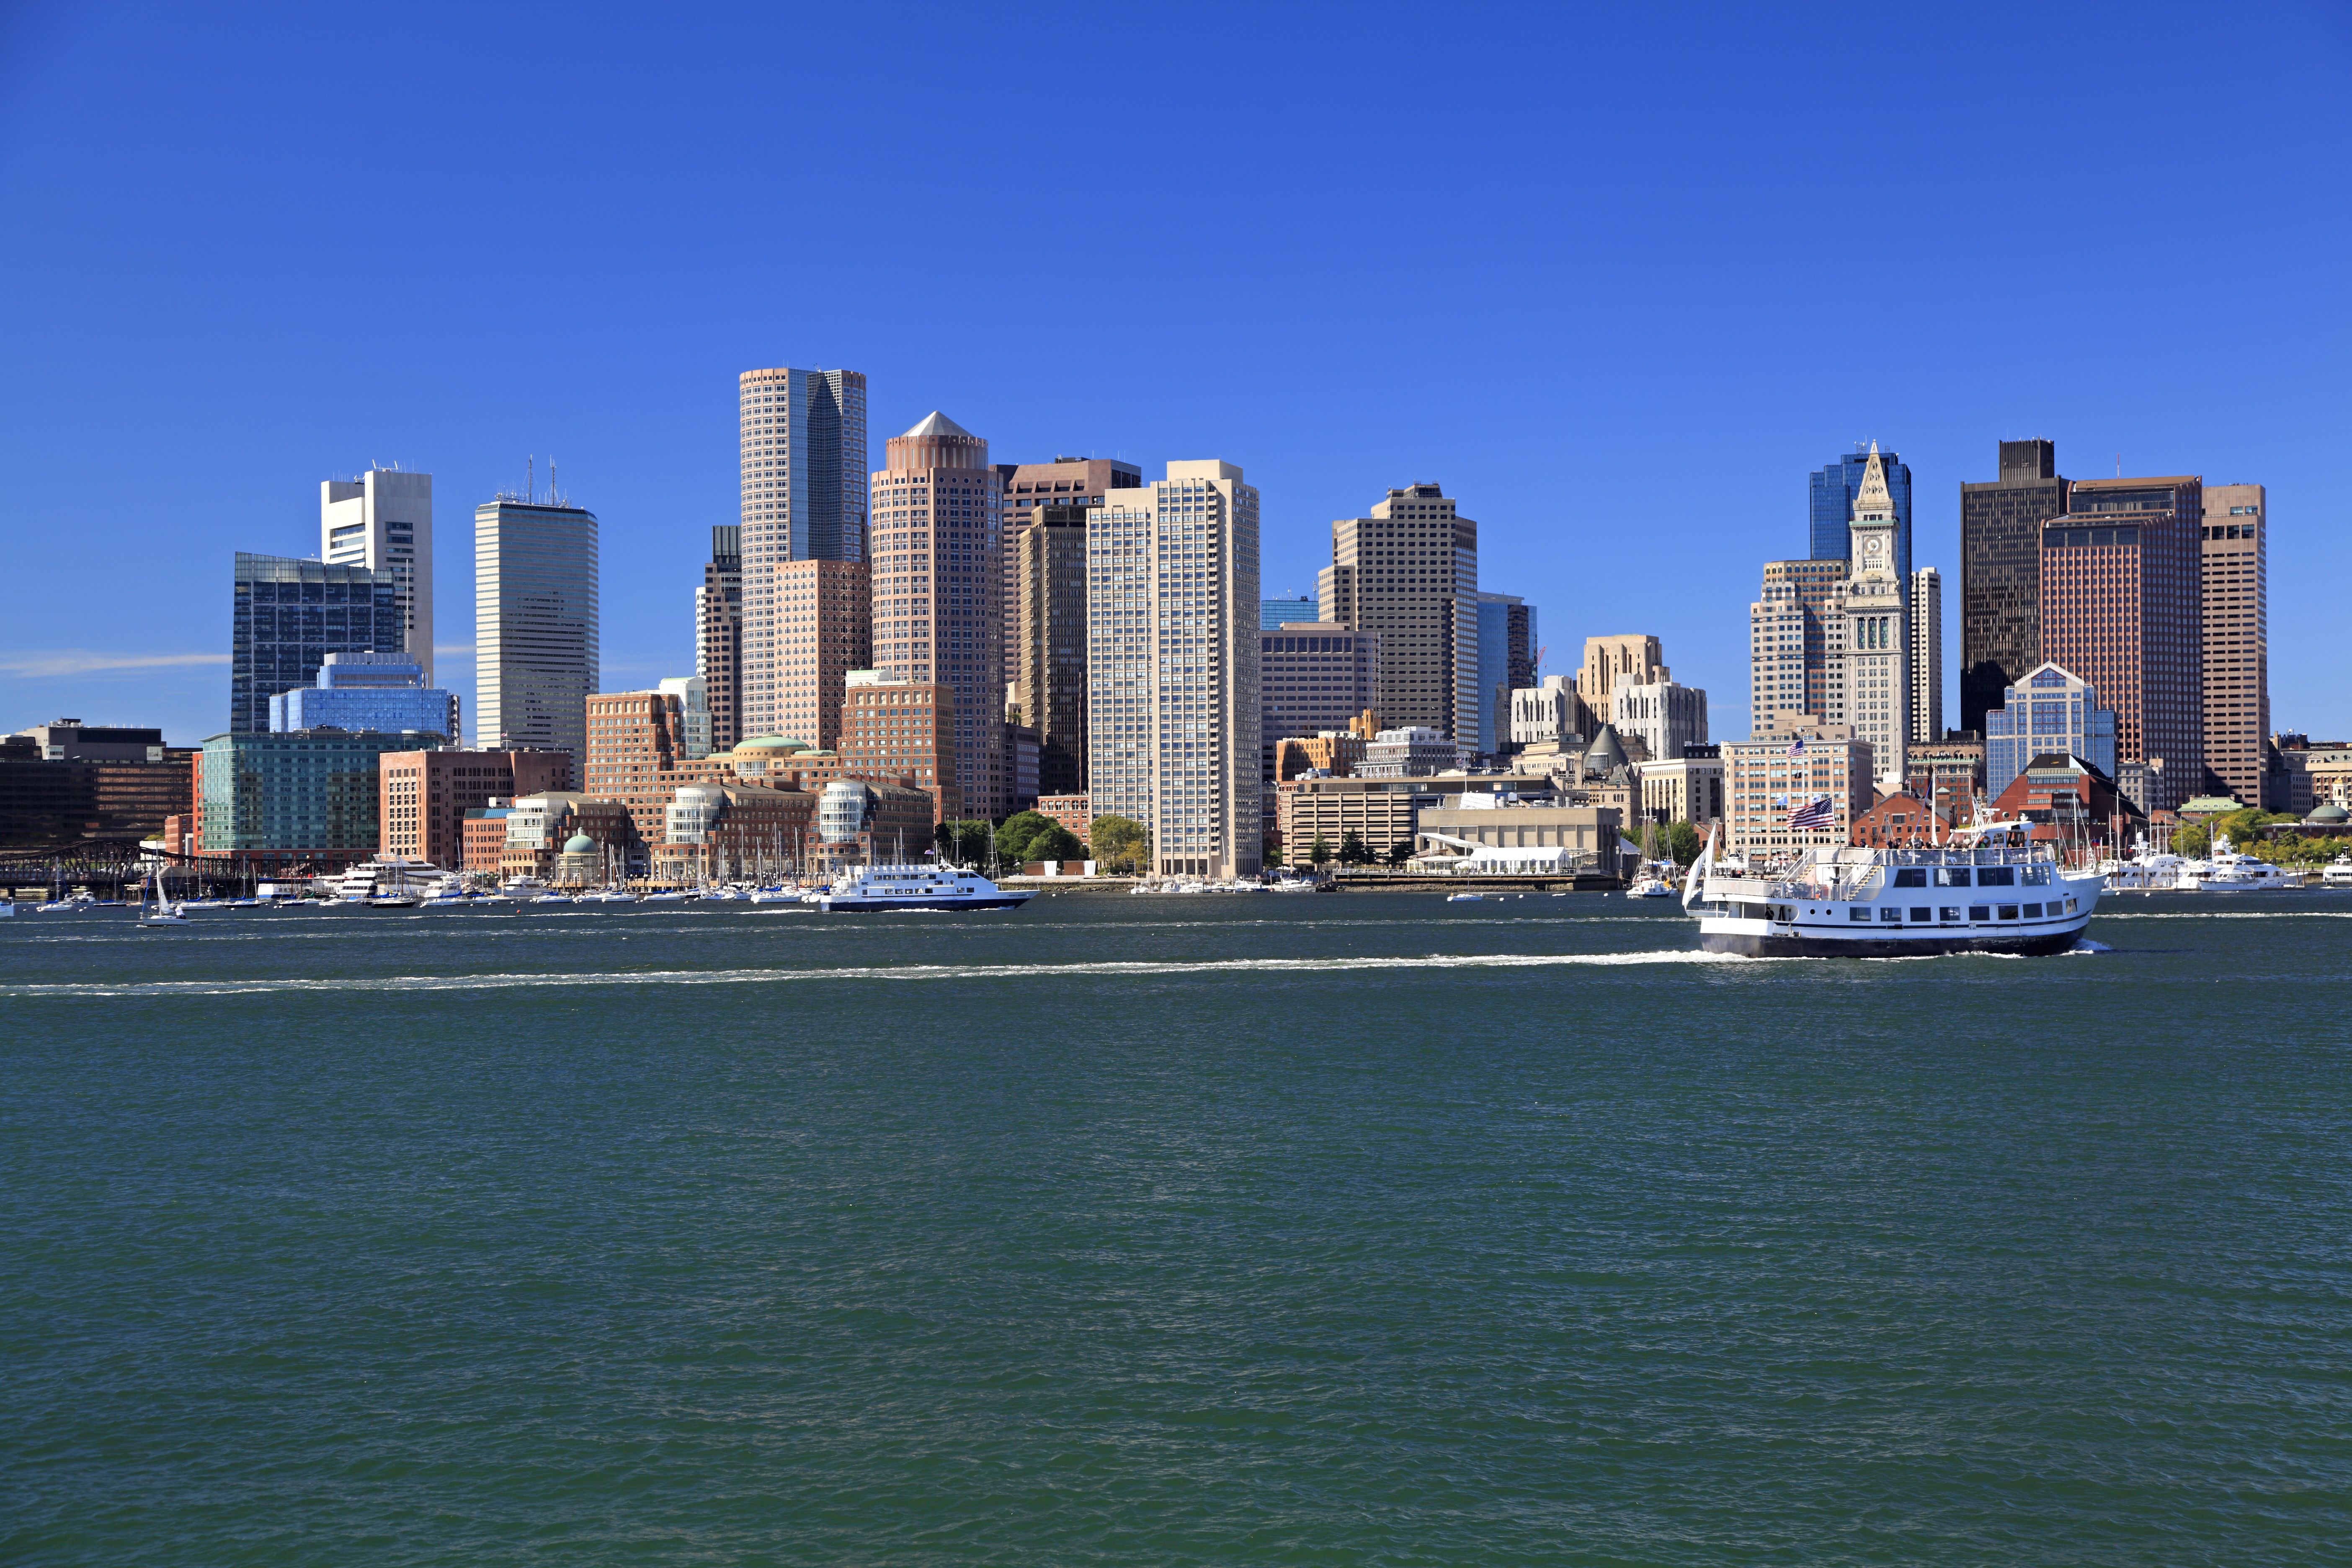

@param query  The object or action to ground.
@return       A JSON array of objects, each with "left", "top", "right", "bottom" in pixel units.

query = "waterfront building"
[
  {"left": 2039, "top": 476, "right": 2203, "bottom": 812},
  {"left": 1319, "top": 483, "right": 1479, "bottom": 744},
  {"left": 871, "top": 413, "right": 1002, "bottom": 815},
  {"left": 270, "top": 651, "right": 459, "bottom": 740},
  {"left": 1838, "top": 447, "right": 1910, "bottom": 789},
  {"left": 1960, "top": 439, "right": 2070, "bottom": 734},
  {"left": 1261, "top": 622, "right": 1379, "bottom": 790},
  {"left": 1015, "top": 503, "right": 1092, "bottom": 798},
  {"left": 231, "top": 552, "right": 401, "bottom": 735},
  {"left": 655, "top": 781, "right": 817, "bottom": 885},
  {"left": 1611, "top": 681, "right": 1709, "bottom": 763},
  {"left": 1987, "top": 753, "right": 2144, "bottom": 851},
  {"left": 0, "top": 726, "right": 193, "bottom": 849},
  {"left": 1359, "top": 726, "right": 1458, "bottom": 779},
  {"left": 696, "top": 526, "right": 744, "bottom": 752},
  {"left": 1909, "top": 566, "right": 1943, "bottom": 745},
  {"left": 1475, "top": 592, "right": 1534, "bottom": 754},
  {"left": 1510, "top": 675, "right": 1587, "bottom": 749},
  {"left": 499, "top": 792, "right": 634, "bottom": 882},
  {"left": 836, "top": 668, "right": 959, "bottom": 821},
  {"left": 198, "top": 727, "right": 438, "bottom": 867},
  {"left": 2270, "top": 737, "right": 2352, "bottom": 816},
  {"left": 739, "top": 367, "right": 869, "bottom": 738},
  {"left": 997, "top": 457, "right": 1141, "bottom": 690},
  {"left": 660, "top": 676, "right": 712, "bottom": 761},
  {"left": 380, "top": 748, "right": 571, "bottom": 867},
  {"left": 771, "top": 559, "right": 872, "bottom": 753},
  {"left": 1810, "top": 445, "right": 1912, "bottom": 585},
  {"left": 1088, "top": 460, "right": 1262, "bottom": 880},
  {"left": 585, "top": 688, "right": 698, "bottom": 847},
  {"left": 1748, "top": 560, "right": 1849, "bottom": 738},
  {"left": 2200, "top": 483, "right": 2268, "bottom": 805},
  {"left": 1720, "top": 720, "right": 1873, "bottom": 859},
  {"left": 1260, "top": 595, "right": 1317, "bottom": 630},
  {"left": 1274, "top": 730, "right": 1369, "bottom": 781},
  {"left": 461, "top": 802, "right": 513, "bottom": 873},
  {"left": 1849, "top": 791, "right": 1947, "bottom": 849},
  {"left": 1412, "top": 792, "right": 1620, "bottom": 872},
  {"left": 321, "top": 467, "right": 435, "bottom": 682},
  {"left": 1638, "top": 748, "right": 1724, "bottom": 828},
  {"left": 1274, "top": 775, "right": 1431, "bottom": 864},
  {"left": 1035, "top": 793, "right": 1092, "bottom": 841},
  {"left": 1984, "top": 663, "right": 2117, "bottom": 801},
  {"left": 1906, "top": 738, "right": 1988, "bottom": 825},
  {"left": 474, "top": 495, "right": 598, "bottom": 766},
  {"left": 810, "top": 779, "right": 939, "bottom": 869}
]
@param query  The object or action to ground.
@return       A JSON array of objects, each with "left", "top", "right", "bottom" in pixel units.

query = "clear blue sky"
[{"left": 3, "top": 2, "right": 2346, "bottom": 748}]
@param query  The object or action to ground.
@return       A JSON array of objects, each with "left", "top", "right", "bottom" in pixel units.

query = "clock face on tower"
[{"left": 1865, "top": 536, "right": 1882, "bottom": 558}]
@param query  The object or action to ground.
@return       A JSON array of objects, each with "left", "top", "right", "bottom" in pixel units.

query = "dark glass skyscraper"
[
  {"left": 1959, "top": 439, "right": 2070, "bottom": 735},
  {"left": 1810, "top": 447, "right": 1912, "bottom": 585},
  {"left": 229, "top": 552, "right": 402, "bottom": 734}
]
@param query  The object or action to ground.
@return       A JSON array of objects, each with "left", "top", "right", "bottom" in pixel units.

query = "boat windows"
[
  {"left": 2023, "top": 903, "right": 2042, "bottom": 918},
  {"left": 2064, "top": 897, "right": 2078, "bottom": 913},
  {"left": 1939, "top": 907, "right": 1961, "bottom": 922},
  {"left": 1969, "top": 905, "right": 1990, "bottom": 921},
  {"left": 2022, "top": 867, "right": 2051, "bottom": 886},
  {"left": 1879, "top": 907, "right": 1902, "bottom": 922},
  {"left": 1893, "top": 868, "right": 1927, "bottom": 888},
  {"left": 1849, "top": 907, "right": 1871, "bottom": 921},
  {"left": 1998, "top": 905, "right": 2019, "bottom": 920},
  {"left": 1937, "top": 868, "right": 1971, "bottom": 887},
  {"left": 1978, "top": 867, "right": 2017, "bottom": 887},
  {"left": 1910, "top": 907, "right": 1931, "bottom": 922}
]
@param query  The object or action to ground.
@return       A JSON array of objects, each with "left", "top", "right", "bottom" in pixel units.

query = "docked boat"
[
  {"left": 336, "top": 856, "right": 451, "bottom": 907},
  {"left": 2179, "top": 834, "right": 2293, "bottom": 892},
  {"left": 2102, "top": 834, "right": 2185, "bottom": 892},
  {"left": 811, "top": 864, "right": 1034, "bottom": 913},
  {"left": 2323, "top": 855, "right": 2352, "bottom": 888},
  {"left": 1682, "top": 823, "right": 2100, "bottom": 957}
]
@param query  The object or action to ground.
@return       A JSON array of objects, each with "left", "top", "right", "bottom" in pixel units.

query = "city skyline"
[{"left": 3, "top": 9, "right": 2343, "bottom": 750}]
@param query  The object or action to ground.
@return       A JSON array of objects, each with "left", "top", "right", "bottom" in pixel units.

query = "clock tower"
[{"left": 1839, "top": 444, "right": 1909, "bottom": 788}]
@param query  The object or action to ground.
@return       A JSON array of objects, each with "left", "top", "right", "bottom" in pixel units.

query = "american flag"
[
  {"left": 1788, "top": 794, "right": 1836, "bottom": 830},
  {"left": 1787, "top": 734, "right": 1806, "bottom": 757}
]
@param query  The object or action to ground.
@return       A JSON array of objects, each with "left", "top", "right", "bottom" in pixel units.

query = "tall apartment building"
[
  {"left": 996, "top": 457, "right": 1141, "bottom": 690},
  {"left": 1475, "top": 592, "right": 1534, "bottom": 755},
  {"left": 1016, "top": 509, "right": 1092, "bottom": 798},
  {"left": 2039, "top": 476, "right": 2203, "bottom": 812},
  {"left": 585, "top": 687, "right": 714, "bottom": 848},
  {"left": 1838, "top": 446, "right": 1910, "bottom": 786},
  {"left": 474, "top": 496, "right": 599, "bottom": 769},
  {"left": 772, "top": 560, "right": 872, "bottom": 751},
  {"left": 872, "top": 412, "right": 1003, "bottom": 816},
  {"left": 1261, "top": 622, "right": 1379, "bottom": 794},
  {"left": 1319, "top": 483, "right": 1478, "bottom": 746},
  {"left": 1909, "top": 566, "right": 1943, "bottom": 744},
  {"left": 837, "top": 668, "right": 959, "bottom": 822},
  {"left": 1745, "top": 562, "right": 1849, "bottom": 737},
  {"left": 696, "top": 526, "right": 743, "bottom": 752},
  {"left": 379, "top": 747, "right": 572, "bottom": 868},
  {"left": 738, "top": 367, "right": 867, "bottom": 738},
  {"left": 1088, "top": 460, "right": 1262, "bottom": 879},
  {"left": 320, "top": 468, "right": 435, "bottom": 682},
  {"left": 230, "top": 552, "right": 402, "bottom": 734},
  {"left": 2200, "top": 483, "right": 2268, "bottom": 804},
  {"left": 1960, "top": 439, "right": 2069, "bottom": 734},
  {"left": 1810, "top": 446, "right": 1912, "bottom": 586},
  {"left": 1611, "top": 681, "right": 1709, "bottom": 762}
]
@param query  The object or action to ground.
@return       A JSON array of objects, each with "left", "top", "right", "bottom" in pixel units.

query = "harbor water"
[{"left": 5, "top": 892, "right": 2350, "bottom": 1563}]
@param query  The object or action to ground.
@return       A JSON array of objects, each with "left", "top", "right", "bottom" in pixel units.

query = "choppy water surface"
[{"left": 5, "top": 890, "right": 2350, "bottom": 1564}]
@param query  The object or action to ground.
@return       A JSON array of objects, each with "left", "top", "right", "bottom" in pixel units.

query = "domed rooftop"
[
  {"left": 562, "top": 832, "right": 597, "bottom": 854},
  {"left": 734, "top": 735, "right": 809, "bottom": 753},
  {"left": 2308, "top": 802, "right": 2349, "bottom": 824}
]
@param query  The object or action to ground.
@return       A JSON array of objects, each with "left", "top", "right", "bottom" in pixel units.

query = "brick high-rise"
[{"left": 738, "top": 368, "right": 867, "bottom": 739}]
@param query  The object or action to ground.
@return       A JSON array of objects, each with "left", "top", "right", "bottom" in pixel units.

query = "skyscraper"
[
  {"left": 2200, "top": 483, "right": 2268, "bottom": 804},
  {"left": 1909, "top": 566, "right": 1944, "bottom": 744},
  {"left": 1578, "top": 634, "right": 1669, "bottom": 722},
  {"left": 1260, "top": 595, "right": 1317, "bottom": 630},
  {"left": 2038, "top": 476, "right": 2202, "bottom": 812},
  {"left": 996, "top": 458, "right": 1140, "bottom": 691},
  {"left": 1475, "top": 593, "right": 1533, "bottom": 755},
  {"left": 1960, "top": 439, "right": 2070, "bottom": 735},
  {"left": 1319, "top": 483, "right": 1478, "bottom": 746},
  {"left": 1088, "top": 460, "right": 1261, "bottom": 879},
  {"left": 1746, "top": 562, "right": 1845, "bottom": 736},
  {"left": 1810, "top": 446, "right": 1912, "bottom": 585},
  {"left": 230, "top": 552, "right": 401, "bottom": 734},
  {"left": 871, "top": 413, "right": 1003, "bottom": 817},
  {"left": 321, "top": 468, "right": 435, "bottom": 683},
  {"left": 1016, "top": 508, "right": 1091, "bottom": 799},
  {"left": 696, "top": 526, "right": 743, "bottom": 752},
  {"left": 474, "top": 495, "right": 599, "bottom": 769},
  {"left": 772, "top": 560, "right": 872, "bottom": 751},
  {"left": 1837, "top": 447, "right": 1909, "bottom": 787},
  {"left": 738, "top": 367, "right": 867, "bottom": 739}
]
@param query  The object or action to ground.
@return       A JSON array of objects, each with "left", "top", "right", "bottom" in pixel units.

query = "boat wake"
[{"left": 2071, "top": 939, "right": 2113, "bottom": 954}]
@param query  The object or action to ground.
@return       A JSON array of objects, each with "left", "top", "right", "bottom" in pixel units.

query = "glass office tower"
[
  {"left": 230, "top": 553, "right": 402, "bottom": 734},
  {"left": 1810, "top": 446, "right": 1912, "bottom": 585}
]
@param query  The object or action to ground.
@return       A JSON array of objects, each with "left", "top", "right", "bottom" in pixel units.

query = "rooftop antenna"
[
  {"left": 528, "top": 454, "right": 535, "bottom": 504},
  {"left": 550, "top": 454, "right": 557, "bottom": 505},
  {"left": 2115, "top": 452, "right": 2122, "bottom": 477}
]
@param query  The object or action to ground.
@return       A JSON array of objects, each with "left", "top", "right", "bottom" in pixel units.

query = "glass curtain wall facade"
[
  {"left": 474, "top": 499, "right": 600, "bottom": 768},
  {"left": 1810, "top": 447, "right": 1912, "bottom": 585},
  {"left": 270, "top": 651, "right": 459, "bottom": 738},
  {"left": 199, "top": 729, "right": 429, "bottom": 853},
  {"left": 1985, "top": 663, "right": 2117, "bottom": 799},
  {"left": 230, "top": 553, "right": 401, "bottom": 735}
]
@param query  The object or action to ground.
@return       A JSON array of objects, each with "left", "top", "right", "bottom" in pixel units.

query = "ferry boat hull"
[
  {"left": 1697, "top": 916, "right": 2089, "bottom": 959},
  {"left": 812, "top": 864, "right": 1035, "bottom": 913}
]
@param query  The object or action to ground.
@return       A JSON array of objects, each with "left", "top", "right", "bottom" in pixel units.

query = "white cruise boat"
[
  {"left": 335, "top": 856, "right": 450, "bottom": 907},
  {"left": 812, "top": 864, "right": 1034, "bottom": 913},
  {"left": 2179, "top": 834, "right": 2293, "bottom": 892},
  {"left": 1683, "top": 823, "right": 2100, "bottom": 957},
  {"left": 2322, "top": 855, "right": 2352, "bottom": 888},
  {"left": 2102, "top": 833, "right": 2185, "bottom": 892}
]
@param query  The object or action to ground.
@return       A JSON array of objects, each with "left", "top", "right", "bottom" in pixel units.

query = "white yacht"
[
  {"left": 811, "top": 864, "right": 1034, "bottom": 913},
  {"left": 2322, "top": 855, "right": 2352, "bottom": 888},
  {"left": 2102, "top": 833, "right": 2185, "bottom": 892},
  {"left": 334, "top": 856, "right": 449, "bottom": 907},
  {"left": 1683, "top": 823, "right": 2101, "bottom": 957},
  {"left": 2180, "top": 834, "right": 2293, "bottom": 892}
]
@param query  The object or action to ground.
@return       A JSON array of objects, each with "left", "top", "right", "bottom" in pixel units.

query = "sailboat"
[
  {"left": 1625, "top": 822, "right": 1675, "bottom": 898},
  {"left": 138, "top": 859, "right": 188, "bottom": 926}
]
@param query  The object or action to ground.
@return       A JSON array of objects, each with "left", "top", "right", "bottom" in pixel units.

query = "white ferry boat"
[
  {"left": 1683, "top": 823, "right": 2100, "bottom": 957},
  {"left": 2323, "top": 855, "right": 2352, "bottom": 888},
  {"left": 334, "top": 856, "right": 454, "bottom": 907},
  {"left": 2179, "top": 834, "right": 2293, "bottom": 892},
  {"left": 811, "top": 864, "right": 1034, "bottom": 913}
]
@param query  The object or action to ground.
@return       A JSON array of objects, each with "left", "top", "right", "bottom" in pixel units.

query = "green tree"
[
  {"left": 1026, "top": 823, "right": 1085, "bottom": 863},
  {"left": 994, "top": 810, "right": 1055, "bottom": 864},
  {"left": 1386, "top": 839, "right": 1414, "bottom": 866},
  {"left": 936, "top": 820, "right": 994, "bottom": 865},
  {"left": 1339, "top": 830, "right": 1372, "bottom": 865},
  {"left": 1666, "top": 821, "right": 1703, "bottom": 866},
  {"left": 1089, "top": 814, "right": 1149, "bottom": 873},
  {"left": 1309, "top": 831, "right": 1332, "bottom": 866},
  {"left": 2171, "top": 823, "right": 2210, "bottom": 857}
]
